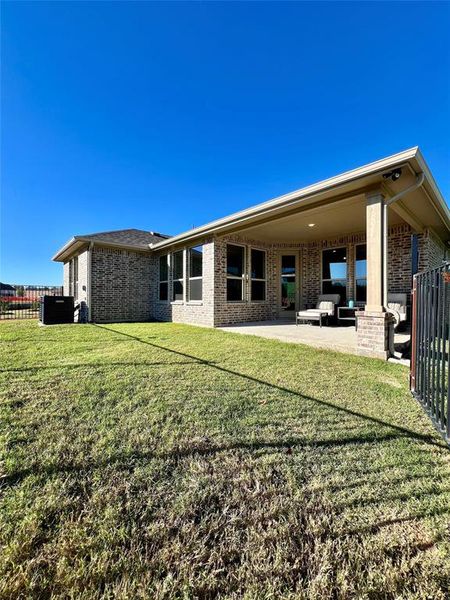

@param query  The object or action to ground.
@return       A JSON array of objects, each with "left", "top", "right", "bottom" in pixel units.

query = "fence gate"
[{"left": 410, "top": 262, "right": 449, "bottom": 445}]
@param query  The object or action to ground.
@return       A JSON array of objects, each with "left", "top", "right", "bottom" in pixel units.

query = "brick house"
[{"left": 53, "top": 148, "right": 449, "bottom": 359}]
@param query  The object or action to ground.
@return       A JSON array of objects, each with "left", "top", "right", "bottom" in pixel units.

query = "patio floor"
[{"left": 219, "top": 320, "right": 410, "bottom": 360}]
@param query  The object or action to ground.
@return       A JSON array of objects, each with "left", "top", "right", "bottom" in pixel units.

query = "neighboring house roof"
[
  {"left": 53, "top": 229, "right": 170, "bottom": 262},
  {"left": 151, "top": 147, "right": 450, "bottom": 251},
  {"left": 0, "top": 282, "right": 15, "bottom": 291}
]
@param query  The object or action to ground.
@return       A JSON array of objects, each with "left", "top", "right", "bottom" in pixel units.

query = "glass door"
[{"left": 279, "top": 253, "right": 298, "bottom": 318}]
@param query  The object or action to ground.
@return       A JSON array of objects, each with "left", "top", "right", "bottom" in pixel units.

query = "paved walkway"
[{"left": 219, "top": 320, "right": 410, "bottom": 359}]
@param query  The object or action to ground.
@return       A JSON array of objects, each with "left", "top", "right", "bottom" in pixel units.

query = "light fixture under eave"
[{"left": 308, "top": 223, "right": 315, "bottom": 227}]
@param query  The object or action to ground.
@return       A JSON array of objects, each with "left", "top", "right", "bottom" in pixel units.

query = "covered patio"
[{"left": 220, "top": 320, "right": 411, "bottom": 361}]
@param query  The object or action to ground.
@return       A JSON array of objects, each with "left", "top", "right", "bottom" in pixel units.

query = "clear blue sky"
[{"left": 1, "top": 1, "right": 449, "bottom": 285}]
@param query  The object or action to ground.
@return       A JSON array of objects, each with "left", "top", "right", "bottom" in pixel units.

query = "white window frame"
[
  {"left": 321, "top": 246, "right": 347, "bottom": 298},
  {"left": 158, "top": 254, "right": 169, "bottom": 303},
  {"left": 226, "top": 243, "right": 246, "bottom": 302},
  {"left": 250, "top": 247, "right": 267, "bottom": 303},
  {"left": 171, "top": 249, "right": 185, "bottom": 304},
  {"left": 354, "top": 243, "right": 367, "bottom": 304},
  {"left": 188, "top": 245, "right": 203, "bottom": 304}
]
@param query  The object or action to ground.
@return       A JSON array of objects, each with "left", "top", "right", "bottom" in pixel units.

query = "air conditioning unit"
[{"left": 39, "top": 296, "right": 74, "bottom": 325}]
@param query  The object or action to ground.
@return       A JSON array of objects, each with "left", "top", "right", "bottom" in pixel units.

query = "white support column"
[{"left": 365, "top": 191, "right": 385, "bottom": 312}]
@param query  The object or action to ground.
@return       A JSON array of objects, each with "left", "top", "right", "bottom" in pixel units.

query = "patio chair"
[
  {"left": 387, "top": 293, "right": 407, "bottom": 330},
  {"left": 296, "top": 294, "right": 340, "bottom": 327}
]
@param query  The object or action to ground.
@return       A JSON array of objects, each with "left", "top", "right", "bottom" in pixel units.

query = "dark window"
[
  {"left": 250, "top": 249, "right": 266, "bottom": 301},
  {"left": 227, "top": 245, "right": 244, "bottom": 277},
  {"left": 355, "top": 244, "right": 367, "bottom": 303},
  {"left": 173, "top": 280, "right": 183, "bottom": 302},
  {"left": 172, "top": 251, "right": 184, "bottom": 301},
  {"left": 226, "top": 244, "right": 245, "bottom": 301},
  {"left": 322, "top": 248, "right": 347, "bottom": 303},
  {"left": 159, "top": 255, "right": 169, "bottom": 301},
  {"left": 188, "top": 246, "right": 203, "bottom": 301},
  {"left": 173, "top": 251, "right": 184, "bottom": 280},
  {"left": 281, "top": 255, "right": 296, "bottom": 275},
  {"left": 227, "top": 278, "right": 243, "bottom": 301},
  {"left": 251, "top": 280, "right": 265, "bottom": 301}
]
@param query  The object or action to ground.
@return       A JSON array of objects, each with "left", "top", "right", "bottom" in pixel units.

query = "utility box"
[{"left": 39, "top": 296, "right": 74, "bottom": 325}]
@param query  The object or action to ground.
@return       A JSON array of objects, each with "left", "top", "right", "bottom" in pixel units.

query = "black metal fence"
[
  {"left": 410, "top": 262, "right": 449, "bottom": 445},
  {"left": 0, "top": 286, "right": 63, "bottom": 320}
]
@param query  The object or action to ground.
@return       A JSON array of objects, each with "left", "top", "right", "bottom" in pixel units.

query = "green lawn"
[{"left": 1, "top": 320, "right": 449, "bottom": 599}]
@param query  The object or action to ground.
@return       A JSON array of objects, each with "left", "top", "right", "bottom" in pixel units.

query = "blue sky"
[{"left": 1, "top": 1, "right": 449, "bottom": 285}]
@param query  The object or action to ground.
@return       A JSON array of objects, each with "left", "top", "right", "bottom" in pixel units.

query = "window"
[
  {"left": 226, "top": 244, "right": 245, "bottom": 301},
  {"left": 250, "top": 249, "right": 266, "bottom": 301},
  {"left": 322, "top": 247, "right": 347, "bottom": 303},
  {"left": 159, "top": 255, "right": 169, "bottom": 301},
  {"left": 172, "top": 250, "right": 184, "bottom": 301},
  {"left": 355, "top": 244, "right": 367, "bottom": 303},
  {"left": 188, "top": 245, "right": 203, "bottom": 301},
  {"left": 69, "top": 256, "right": 78, "bottom": 298}
]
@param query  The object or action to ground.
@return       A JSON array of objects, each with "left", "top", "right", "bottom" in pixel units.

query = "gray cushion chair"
[
  {"left": 387, "top": 293, "right": 407, "bottom": 329},
  {"left": 296, "top": 294, "right": 340, "bottom": 327}
]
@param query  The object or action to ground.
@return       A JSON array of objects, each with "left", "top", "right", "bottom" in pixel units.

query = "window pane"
[
  {"left": 251, "top": 280, "right": 265, "bottom": 301},
  {"left": 281, "top": 255, "right": 296, "bottom": 275},
  {"left": 173, "top": 251, "right": 184, "bottom": 280},
  {"left": 172, "top": 280, "right": 183, "bottom": 301},
  {"left": 322, "top": 279, "right": 346, "bottom": 303},
  {"left": 189, "top": 246, "right": 203, "bottom": 278},
  {"left": 227, "top": 245, "right": 244, "bottom": 277},
  {"left": 355, "top": 245, "right": 367, "bottom": 279},
  {"left": 356, "top": 279, "right": 367, "bottom": 303},
  {"left": 227, "top": 278, "right": 242, "bottom": 301},
  {"left": 281, "top": 276, "right": 296, "bottom": 311},
  {"left": 322, "top": 248, "right": 347, "bottom": 280},
  {"left": 159, "top": 282, "right": 168, "bottom": 301},
  {"left": 189, "top": 278, "right": 202, "bottom": 301},
  {"left": 159, "top": 255, "right": 168, "bottom": 281},
  {"left": 251, "top": 249, "right": 265, "bottom": 280}
]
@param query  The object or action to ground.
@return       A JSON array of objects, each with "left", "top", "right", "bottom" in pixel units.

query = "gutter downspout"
[
  {"left": 383, "top": 172, "right": 425, "bottom": 308},
  {"left": 87, "top": 242, "right": 94, "bottom": 322}
]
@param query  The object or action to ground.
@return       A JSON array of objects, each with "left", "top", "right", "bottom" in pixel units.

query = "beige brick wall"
[
  {"left": 418, "top": 229, "right": 447, "bottom": 272},
  {"left": 90, "top": 246, "right": 153, "bottom": 323}
]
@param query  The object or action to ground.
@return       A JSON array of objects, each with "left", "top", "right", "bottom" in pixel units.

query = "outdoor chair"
[
  {"left": 387, "top": 293, "right": 407, "bottom": 330},
  {"left": 296, "top": 294, "right": 340, "bottom": 327}
]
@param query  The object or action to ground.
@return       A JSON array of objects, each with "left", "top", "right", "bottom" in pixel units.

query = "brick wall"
[
  {"left": 418, "top": 230, "right": 447, "bottom": 272},
  {"left": 90, "top": 246, "right": 153, "bottom": 323}
]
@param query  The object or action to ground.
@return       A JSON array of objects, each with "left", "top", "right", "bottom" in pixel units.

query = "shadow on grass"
[
  {"left": 95, "top": 325, "right": 444, "bottom": 449},
  {"left": 0, "top": 360, "right": 207, "bottom": 373}
]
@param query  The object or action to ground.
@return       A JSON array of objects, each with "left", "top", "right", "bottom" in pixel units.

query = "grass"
[{"left": 0, "top": 320, "right": 449, "bottom": 600}]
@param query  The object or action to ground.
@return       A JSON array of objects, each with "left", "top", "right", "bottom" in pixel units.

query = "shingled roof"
[
  {"left": 77, "top": 229, "right": 170, "bottom": 249},
  {"left": 52, "top": 229, "right": 171, "bottom": 261}
]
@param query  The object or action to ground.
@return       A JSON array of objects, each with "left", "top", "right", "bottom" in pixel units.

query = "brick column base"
[{"left": 357, "top": 311, "right": 395, "bottom": 360}]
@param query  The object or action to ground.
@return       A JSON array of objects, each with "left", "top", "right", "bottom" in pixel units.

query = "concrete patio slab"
[{"left": 219, "top": 320, "right": 410, "bottom": 359}]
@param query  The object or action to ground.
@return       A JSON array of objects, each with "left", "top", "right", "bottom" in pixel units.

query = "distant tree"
[{"left": 15, "top": 286, "right": 25, "bottom": 297}]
